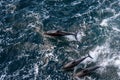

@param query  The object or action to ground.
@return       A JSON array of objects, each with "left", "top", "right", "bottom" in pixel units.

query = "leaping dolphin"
[
  {"left": 62, "top": 54, "right": 93, "bottom": 71},
  {"left": 74, "top": 66, "right": 100, "bottom": 78}
]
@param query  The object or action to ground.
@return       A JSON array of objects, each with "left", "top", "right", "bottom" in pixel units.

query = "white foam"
[
  {"left": 0, "top": 46, "right": 3, "bottom": 53},
  {"left": 45, "top": 75, "right": 51, "bottom": 80},
  {"left": 100, "top": 12, "right": 120, "bottom": 27},
  {"left": 0, "top": 75, "right": 6, "bottom": 80},
  {"left": 100, "top": 19, "right": 108, "bottom": 26},
  {"left": 83, "top": 36, "right": 120, "bottom": 77},
  {"left": 100, "top": 60, "right": 109, "bottom": 67},
  {"left": 112, "top": 27, "right": 120, "bottom": 32},
  {"left": 43, "top": 14, "right": 50, "bottom": 19},
  {"left": 17, "top": 54, "right": 29, "bottom": 60},
  {"left": 117, "top": 72, "right": 120, "bottom": 78},
  {"left": 109, "top": 56, "right": 120, "bottom": 77},
  {"left": 64, "top": 31, "right": 85, "bottom": 41},
  {"left": 89, "top": 44, "right": 109, "bottom": 62},
  {"left": 109, "top": 12, "right": 120, "bottom": 20},
  {"left": 23, "top": 75, "right": 30, "bottom": 79},
  {"left": 72, "top": 13, "right": 82, "bottom": 18},
  {"left": 114, "top": 59, "right": 120, "bottom": 66},
  {"left": 45, "top": 52, "right": 54, "bottom": 58},
  {"left": 26, "top": 11, "right": 41, "bottom": 20},
  {"left": 83, "top": 38, "right": 111, "bottom": 67},
  {"left": 27, "top": 23, "right": 36, "bottom": 28},
  {"left": 71, "top": 0, "right": 82, "bottom": 6},
  {"left": 105, "top": 8, "right": 116, "bottom": 14},
  {"left": 34, "top": 64, "right": 39, "bottom": 80},
  {"left": 112, "top": 56, "right": 120, "bottom": 69},
  {"left": 103, "top": 18, "right": 120, "bottom": 73},
  {"left": 34, "top": 64, "right": 39, "bottom": 75},
  {"left": 77, "top": 31, "right": 86, "bottom": 41},
  {"left": 65, "top": 35, "right": 76, "bottom": 41}
]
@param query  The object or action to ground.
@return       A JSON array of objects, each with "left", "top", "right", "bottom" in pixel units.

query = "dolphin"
[
  {"left": 74, "top": 66, "right": 100, "bottom": 78},
  {"left": 62, "top": 53, "right": 93, "bottom": 71},
  {"left": 44, "top": 30, "right": 78, "bottom": 40}
]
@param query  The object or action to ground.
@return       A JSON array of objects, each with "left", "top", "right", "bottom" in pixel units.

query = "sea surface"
[{"left": 0, "top": 0, "right": 120, "bottom": 80}]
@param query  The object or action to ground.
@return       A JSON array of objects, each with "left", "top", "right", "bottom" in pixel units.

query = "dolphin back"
[{"left": 85, "top": 66, "right": 101, "bottom": 72}]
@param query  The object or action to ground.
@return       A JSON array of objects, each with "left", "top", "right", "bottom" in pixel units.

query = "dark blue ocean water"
[{"left": 0, "top": 0, "right": 120, "bottom": 80}]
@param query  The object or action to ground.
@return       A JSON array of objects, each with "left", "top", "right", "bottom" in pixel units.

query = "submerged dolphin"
[
  {"left": 62, "top": 54, "right": 92, "bottom": 71},
  {"left": 74, "top": 66, "right": 100, "bottom": 78},
  {"left": 44, "top": 30, "right": 78, "bottom": 40}
]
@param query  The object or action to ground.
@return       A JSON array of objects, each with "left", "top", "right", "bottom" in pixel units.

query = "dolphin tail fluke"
[{"left": 87, "top": 53, "right": 93, "bottom": 59}]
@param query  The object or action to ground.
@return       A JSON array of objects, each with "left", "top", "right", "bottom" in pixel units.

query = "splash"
[
  {"left": 64, "top": 30, "right": 85, "bottom": 41},
  {"left": 100, "top": 12, "right": 120, "bottom": 27},
  {"left": 100, "top": 19, "right": 108, "bottom": 26}
]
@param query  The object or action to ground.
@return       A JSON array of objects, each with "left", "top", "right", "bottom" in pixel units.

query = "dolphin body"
[
  {"left": 44, "top": 30, "right": 75, "bottom": 36},
  {"left": 74, "top": 66, "right": 100, "bottom": 78},
  {"left": 44, "top": 30, "right": 78, "bottom": 40},
  {"left": 62, "top": 54, "right": 92, "bottom": 71}
]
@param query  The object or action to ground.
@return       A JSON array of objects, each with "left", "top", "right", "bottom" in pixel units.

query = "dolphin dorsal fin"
[
  {"left": 83, "top": 69, "right": 88, "bottom": 73},
  {"left": 72, "top": 61, "right": 76, "bottom": 64},
  {"left": 56, "top": 30, "right": 61, "bottom": 32}
]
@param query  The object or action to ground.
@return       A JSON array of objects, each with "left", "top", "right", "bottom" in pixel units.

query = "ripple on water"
[{"left": 1, "top": 0, "right": 120, "bottom": 80}]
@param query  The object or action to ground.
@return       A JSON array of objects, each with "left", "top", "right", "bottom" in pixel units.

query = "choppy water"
[{"left": 0, "top": 0, "right": 120, "bottom": 80}]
